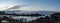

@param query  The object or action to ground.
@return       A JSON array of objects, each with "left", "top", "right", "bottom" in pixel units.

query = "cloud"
[
  {"left": 0, "top": 0, "right": 59, "bottom": 12},
  {"left": 0, "top": 0, "right": 27, "bottom": 11},
  {"left": 9, "top": 5, "right": 21, "bottom": 9},
  {"left": 10, "top": 5, "right": 28, "bottom": 9},
  {"left": 5, "top": 2, "right": 60, "bottom": 12}
]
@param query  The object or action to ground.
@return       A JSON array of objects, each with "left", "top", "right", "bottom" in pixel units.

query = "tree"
[
  {"left": 45, "top": 16, "right": 49, "bottom": 19},
  {"left": 51, "top": 13, "right": 60, "bottom": 20},
  {"left": 0, "top": 11, "right": 5, "bottom": 14},
  {"left": 3, "top": 16, "right": 9, "bottom": 20},
  {"left": 50, "top": 12, "right": 60, "bottom": 23}
]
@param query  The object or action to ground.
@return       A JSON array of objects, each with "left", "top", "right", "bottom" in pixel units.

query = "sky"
[{"left": 0, "top": 0, "right": 60, "bottom": 12}]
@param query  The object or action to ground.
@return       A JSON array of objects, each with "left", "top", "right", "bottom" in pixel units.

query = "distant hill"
[{"left": 4, "top": 11, "right": 57, "bottom": 16}]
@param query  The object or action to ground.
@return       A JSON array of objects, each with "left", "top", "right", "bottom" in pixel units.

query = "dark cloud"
[
  {"left": 9, "top": 5, "right": 21, "bottom": 9},
  {"left": 8, "top": 5, "right": 28, "bottom": 9}
]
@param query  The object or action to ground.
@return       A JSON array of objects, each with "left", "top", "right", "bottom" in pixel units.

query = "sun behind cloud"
[{"left": 0, "top": 2, "right": 17, "bottom": 11}]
